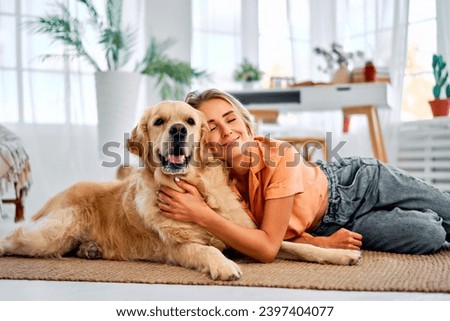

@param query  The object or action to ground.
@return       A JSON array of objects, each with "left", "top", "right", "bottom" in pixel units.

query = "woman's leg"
[
  {"left": 373, "top": 162, "right": 450, "bottom": 239},
  {"left": 352, "top": 207, "right": 446, "bottom": 254},
  {"left": 315, "top": 157, "right": 450, "bottom": 253}
]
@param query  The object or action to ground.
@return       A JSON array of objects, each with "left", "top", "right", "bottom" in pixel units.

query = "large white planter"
[{"left": 95, "top": 71, "right": 142, "bottom": 161}]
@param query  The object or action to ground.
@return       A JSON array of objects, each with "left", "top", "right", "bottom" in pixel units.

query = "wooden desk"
[{"left": 229, "top": 83, "right": 393, "bottom": 162}]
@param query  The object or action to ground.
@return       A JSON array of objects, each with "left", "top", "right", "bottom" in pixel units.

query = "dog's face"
[{"left": 128, "top": 101, "right": 208, "bottom": 176}]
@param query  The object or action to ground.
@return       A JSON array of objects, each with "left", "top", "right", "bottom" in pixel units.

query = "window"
[
  {"left": 191, "top": 0, "right": 241, "bottom": 90},
  {"left": 341, "top": 0, "right": 437, "bottom": 121},
  {"left": 191, "top": 0, "right": 311, "bottom": 89},
  {"left": 343, "top": 0, "right": 398, "bottom": 80},
  {"left": 402, "top": 0, "right": 436, "bottom": 121},
  {"left": 0, "top": 1, "right": 19, "bottom": 123},
  {"left": 0, "top": 0, "right": 100, "bottom": 125},
  {"left": 258, "top": 0, "right": 310, "bottom": 86}
]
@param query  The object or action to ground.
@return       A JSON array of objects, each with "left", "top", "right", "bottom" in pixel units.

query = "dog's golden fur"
[{"left": 0, "top": 101, "right": 360, "bottom": 280}]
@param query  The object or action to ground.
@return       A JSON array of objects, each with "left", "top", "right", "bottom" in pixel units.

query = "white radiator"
[{"left": 397, "top": 118, "right": 450, "bottom": 192}]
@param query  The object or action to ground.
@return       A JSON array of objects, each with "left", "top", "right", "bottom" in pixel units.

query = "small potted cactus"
[{"left": 429, "top": 54, "right": 450, "bottom": 117}]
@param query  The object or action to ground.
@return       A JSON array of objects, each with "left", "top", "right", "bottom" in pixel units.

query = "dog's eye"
[
  {"left": 187, "top": 118, "right": 195, "bottom": 125},
  {"left": 154, "top": 118, "right": 164, "bottom": 126}
]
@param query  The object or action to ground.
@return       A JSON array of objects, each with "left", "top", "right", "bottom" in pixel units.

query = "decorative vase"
[
  {"left": 332, "top": 64, "right": 351, "bottom": 84},
  {"left": 428, "top": 99, "right": 450, "bottom": 117},
  {"left": 364, "top": 61, "right": 377, "bottom": 82},
  {"left": 95, "top": 71, "right": 142, "bottom": 160}
]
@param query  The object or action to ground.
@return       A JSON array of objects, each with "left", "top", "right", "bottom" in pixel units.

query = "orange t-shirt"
[{"left": 231, "top": 136, "right": 329, "bottom": 240}]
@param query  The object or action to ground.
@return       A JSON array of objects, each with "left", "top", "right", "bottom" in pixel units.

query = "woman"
[{"left": 157, "top": 88, "right": 449, "bottom": 263}]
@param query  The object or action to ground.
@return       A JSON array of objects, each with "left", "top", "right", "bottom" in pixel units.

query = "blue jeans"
[{"left": 312, "top": 157, "right": 450, "bottom": 254}]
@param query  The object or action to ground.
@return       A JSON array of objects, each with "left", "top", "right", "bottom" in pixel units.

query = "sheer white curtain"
[
  {"left": 345, "top": 0, "right": 409, "bottom": 164},
  {"left": 381, "top": 0, "right": 410, "bottom": 163},
  {"left": 285, "top": 0, "right": 409, "bottom": 163},
  {"left": 266, "top": 0, "right": 347, "bottom": 159}
]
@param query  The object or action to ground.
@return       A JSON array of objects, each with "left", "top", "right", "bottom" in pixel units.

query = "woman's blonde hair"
[{"left": 185, "top": 88, "right": 256, "bottom": 137}]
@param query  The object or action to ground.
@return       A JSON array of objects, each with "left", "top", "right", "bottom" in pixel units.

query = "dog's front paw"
[
  {"left": 342, "top": 250, "right": 362, "bottom": 265},
  {"left": 76, "top": 241, "right": 103, "bottom": 259},
  {"left": 325, "top": 249, "right": 361, "bottom": 265},
  {"left": 209, "top": 258, "right": 242, "bottom": 281}
]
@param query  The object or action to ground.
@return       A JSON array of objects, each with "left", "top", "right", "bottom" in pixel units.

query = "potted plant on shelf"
[
  {"left": 28, "top": 0, "right": 207, "bottom": 158},
  {"left": 233, "top": 58, "right": 263, "bottom": 89},
  {"left": 429, "top": 54, "right": 450, "bottom": 117}
]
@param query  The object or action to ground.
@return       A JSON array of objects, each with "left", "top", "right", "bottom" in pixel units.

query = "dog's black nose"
[{"left": 169, "top": 124, "right": 187, "bottom": 139}]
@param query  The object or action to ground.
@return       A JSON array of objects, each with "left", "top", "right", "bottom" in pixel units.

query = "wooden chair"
[
  {"left": 249, "top": 109, "right": 328, "bottom": 161},
  {"left": 2, "top": 183, "right": 25, "bottom": 222}
]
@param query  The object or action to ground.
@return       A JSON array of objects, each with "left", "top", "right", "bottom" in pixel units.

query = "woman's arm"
[
  {"left": 157, "top": 178, "right": 293, "bottom": 263},
  {"left": 292, "top": 229, "right": 362, "bottom": 250}
]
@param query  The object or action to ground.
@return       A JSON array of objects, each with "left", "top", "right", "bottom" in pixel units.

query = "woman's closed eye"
[{"left": 208, "top": 116, "right": 236, "bottom": 132}]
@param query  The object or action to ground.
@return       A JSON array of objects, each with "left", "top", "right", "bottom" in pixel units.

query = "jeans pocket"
[
  {"left": 334, "top": 158, "right": 380, "bottom": 225},
  {"left": 336, "top": 157, "right": 379, "bottom": 188}
]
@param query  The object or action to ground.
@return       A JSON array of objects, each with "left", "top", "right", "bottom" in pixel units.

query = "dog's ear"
[
  {"left": 127, "top": 123, "right": 146, "bottom": 157},
  {"left": 127, "top": 106, "right": 154, "bottom": 158}
]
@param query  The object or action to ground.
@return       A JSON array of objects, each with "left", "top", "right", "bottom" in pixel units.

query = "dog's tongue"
[{"left": 167, "top": 154, "right": 185, "bottom": 164}]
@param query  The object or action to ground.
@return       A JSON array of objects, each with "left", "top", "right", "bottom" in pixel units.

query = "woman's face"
[{"left": 198, "top": 98, "right": 251, "bottom": 163}]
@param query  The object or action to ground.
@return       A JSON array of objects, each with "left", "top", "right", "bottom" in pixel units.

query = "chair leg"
[
  {"left": 2, "top": 184, "right": 26, "bottom": 222},
  {"left": 14, "top": 201, "right": 24, "bottom": 222},
  {"left": 14, "top": 187, "right": 25, "bottom": 222}
]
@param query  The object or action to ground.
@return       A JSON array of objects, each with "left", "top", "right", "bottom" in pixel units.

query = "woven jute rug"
[{"left": 0, "top": 250, "right": 449, "bottom": 292}]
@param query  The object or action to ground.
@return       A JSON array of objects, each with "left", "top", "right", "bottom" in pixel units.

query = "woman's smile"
[{"left": 222, "top": 136, "right": 240, "bottom": 147}]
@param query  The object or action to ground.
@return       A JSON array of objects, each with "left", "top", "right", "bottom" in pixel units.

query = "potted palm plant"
[
  {"left": 429, "top": 54, "right": 450, "bottom": 117},
  {"left": 28, "top": 0, "right": 206, "bottom": 157}
]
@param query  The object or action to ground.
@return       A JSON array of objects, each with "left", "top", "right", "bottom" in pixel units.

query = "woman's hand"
[
  {"left": 157, "top": 177, "right": 211, "bottom": 224},
  {"left": 326, "top": 228, "right": 363, "bottom": 250},
  {"left": 293, "top": 228, "right": 363, "bottom": 250},
  {"left": 159, "top": 178, "right": 295, "bottom": 263}
]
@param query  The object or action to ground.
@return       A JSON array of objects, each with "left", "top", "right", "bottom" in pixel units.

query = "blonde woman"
[{"left": 157, "top": 89, "right": 449, "bottom": 262}]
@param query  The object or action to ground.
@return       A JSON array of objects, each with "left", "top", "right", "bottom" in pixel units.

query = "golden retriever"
[{"left": 0, "top": 101, "right": 360, "bottom": 280}]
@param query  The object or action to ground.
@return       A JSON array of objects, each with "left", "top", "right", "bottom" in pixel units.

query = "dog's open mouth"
[{"left": 159, "top": 144, "right": 191, "bottom": 175}]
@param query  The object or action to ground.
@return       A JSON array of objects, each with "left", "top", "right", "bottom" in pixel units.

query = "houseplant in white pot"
[
  {"left": 233, "top": 58, "right": 263, "bottom": 89},
  {"left": 429, "top": 54, "right": 450, "bottom": 117},
  {"left": 28, "top": 0, "right": 206, "bottom": 157}
]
